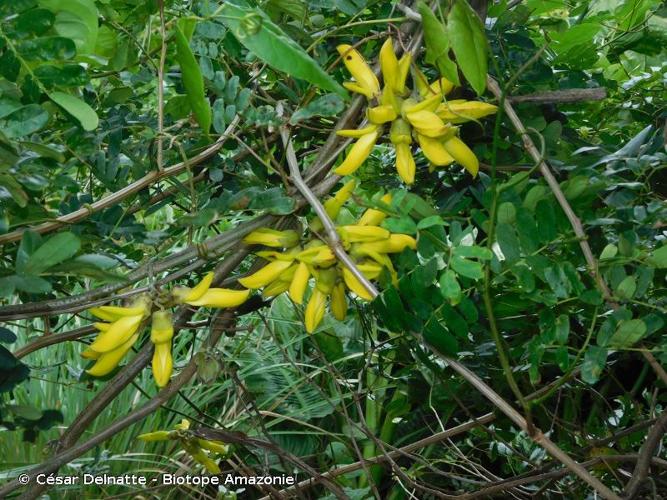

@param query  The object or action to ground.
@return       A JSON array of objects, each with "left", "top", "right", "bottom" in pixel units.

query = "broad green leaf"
[
  {"left": 450, "top": 255, "right": 483, "bottom": 280},
  {"left": 648, "top": 245, "right": 667, "bottom": 268},
  {"left": 497, "top": 202, "right": 516, "bottom": 224},
  {"left": 0, "top": 275, "right": 52, "bottom": 295},
  {"left": 609, "top": 319, "right": 647, "bottom": 348},
  {"left": 24, "top": 232, "right": 80, "bottom": 275},
  {"left": 0, "top": 98, "right": 22, "bottom": 120},
  {"left": 217, "top": 1, "right": 346, "bottom": 96},
  {"left": 174, "top": 25, "right": 212, "bottom": 133},
  {"left": 49, "top": 92, "right": 98, "bottom": 131},
  {"left": 453, "top": 245, "right": 493, "bottom": 260},
  {"left": 582, "top": 346, "right": 607, "bottom": 384},
  {"left": 0, "top": 174, "right": 29, "bottom": 207},
  {"left": 423, "top": 319, "right": 459, "bottom": 356},
  {"left": 15, "top": 8, "right": 54, "bottom": 35},
  {"left": 417, "top": 215, "right": 446, "bottom": 230},
  {"left": 496, "top": 222, "right": 521, "bottom": 262},
  {"left": 17, "top": 36, "right": 76, "bottom": 60},
  {"left": 417, "top": 2, "right": 460, "bottom": 85},
  {"left": 616, "top": 276, "right": 636, "bottom": 300},
  {"left": 39, "top": 0, "right": 99, "bottom": 55},
  {"left": 439, "top": 269, "right": 462, "bottom": 304},
  {"left": 7, "top": 404, "right": 43, "bottom": 421},
  {"left": 600, "top": 244, "right": 618, "bottom": 260},
  {"left": 290, "top": 94, "right": 345, "bottom": 124},
  {"left": 0, "top": 105, "right": 49, "bottom": 139},
  {"left": 554, "top": 314, "right": 570, "bottom": 344},
  {"left": 383, "top": 216, "right": 418, "bottom": 235},
  {"left": 16, "top": 230, "right": 43, "bottom": 275},
  {"left": 34, "top": 64, "right": 88, "bottom": 87},
  {"left": 447, "top": 0, "right": 488, "bottom": 95}
]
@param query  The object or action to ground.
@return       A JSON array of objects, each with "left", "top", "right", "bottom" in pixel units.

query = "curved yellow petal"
[
  {"left": 395, "top": 142, "right": 416, "bottom": 185},
  {"left": 334, "top": 129, "right": 379, "bottom": 176},
  {"left": 184, "top": 272, "right": 214, "bottom": 302},
  {"left": 152, "top": 341, "right": 173, "bottom": 388},
  {"left": 443, "top": 136, "right": 479, "bottom": 177},
  {"left": 238, "top": 260, "right": 293, "bottom": 289},
  {"left": 336, "top": 125, "right": 378, "bottom": 138},
  {"left": 417, "top": 134, "right": 455, "bottom": 166},
  {"left": 338, "top": 225, "right": 390, "bottom": 243},
  {"left": 367, "top": 105, "right": 397, "bottom": 124},
  {"left": 186, "top": 288, "right": 251, "bottom": 308},
  {"left": 358, "top": 193, "right": 392, "bottom": 226},
  {"left": 86, "top": 332, "right": 139, "bottom": 377},
  {"left": 289, "top": 262, "right": 310, "bottom": 305},
  {"left": 436, "top": 101, "right": 498, "bottom": 124},
  {"left": 304, "top": 288, "right": 327, "bottom": 333},
  {"left": 379, "top": 38, "right": 399, "bottom": 91},
  {"left": 337, "top": 44, "right": 380, "bottom": 98},
  {"left": 330, "top": 282, "right": 347, "bottom": 321},
  {"left": 242, "top": 228, "right": 300, "bottom": 248},
  {"left": 343, "top": 81, "right": 374, "bottom": 98},
  {"left": 88, "top": 314, "right": 143, "bottom": 353},
  {"left": 342, "top": 267, "right": 374, "bottom": 301}
]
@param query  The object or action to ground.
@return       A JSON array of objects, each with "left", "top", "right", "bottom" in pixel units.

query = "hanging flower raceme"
[
  {"left": 138, "top": 419, "right": 231, "bottom": 474},
  {"left": 335, "top": 39, "right": 497, "bottom": 184},
  {"left": 83, "top": 295, "right": 152, "bottom": 377},
  {"left": 238, "top": 180, "right": 416, "bottom": 333},
  {"left": 82, "top": 273, "right": 250, "bottom": 386}
]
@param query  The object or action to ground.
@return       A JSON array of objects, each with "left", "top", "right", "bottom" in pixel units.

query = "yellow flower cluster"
[
  {"left": 138, "top": 419, "right": 230, "bottom": 474},
  {"left": 238, "top": 180, "right": 416, "bottom": 333},
  {"left": 83, "top": 274, "right": 250, "bottom": 386},
  {"left": 335, "top": 39, "right": 497, "bottom": 184}
]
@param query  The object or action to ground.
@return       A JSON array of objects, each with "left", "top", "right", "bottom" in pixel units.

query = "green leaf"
[
  {"left": 24, "top": 232, "right": 80, "bottom": 275},
  {"left": 450, "top": 255, "right": 483, "bottom": 280},
  {"left": 423, "top": 319, "right": 459, "bottom": 356},
  {"left": 7, "top": 404, "right": 43, "bottom": 421},
  {"left": 439, "top": 269, "right": 462, "bottom": 304},
  {"left": 34, "top": 64, "right": 88, "bottom": 87},
  {"left": 600, "top": 244, "right": 618, "bottom": 260},
  {"left": 0, "top": 174, "right": 29, "bottom": 207},
  {"left": 648, "top": 245, "right": 667, "bottom": 268},
  {"left": 417, "top": 215, "right": 447, "bottom": 230},
  {"left": 616, "top": 276, "right": 636, "bottom": 300},
  {"left": 609, "top": 319, "right": 647, "bottom": 348},
  {"left": 383, "top": 216, "right": 417, "bottom": 235},
  {"left": 39, "top": 0, "right": 99, "bottom": 55},
  {"left": 496, "top": 223, "right": 521, "bottom": 262},
  {"left": 17, "top": 36, "right": 76, "bottom": 60},
  {"left": 453, "top": 245, "right": 493, "bottom": 260},
  {"left": 554, "top": 314, "right": 570, "bottom": 344},
  {"left": 249, "top": 187, "right": 295, "bottom": 215},
  {"left": 417, "top": 2, "right": 460, "bottom": 85},
  {"left": 217, "top": 1, "right": 346, "bottom": 96},
  {"left": 447, "top": 0, "right": 488, "bottom": 95},
  {"left": 0, "top": 275, "right": 52, "bottom": 295},
  {"left": 49, "top": 91, "right": 98, "bottom": 131},
  {"left": 290, "top": 94, "right": 344, "bottom": 124},
  {"left": 0, "top": 104, "right": 49, "bottom": 139},
  {"left": 15, "top": 8, "right": 55, "bottom": 35},
  {"left": 174, "top": 25, "right": 212, "bottom": 133},
  {"left": 581, "top": 346, "right": 607, "bottom": 384},
  {"left": 16, "top": 230, "right": 42, "bottom": 275}
]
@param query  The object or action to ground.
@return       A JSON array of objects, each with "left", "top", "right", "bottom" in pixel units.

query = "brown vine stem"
[
  {"left": 156, "top": 0, "right": 167, "bottom": 172},
  {"left": 280, "top": 126, "right": 379, "bottom": 298},
  {"left": 264, "top": 413, "right": 495, "bottom": 499},
  {"left": 622, "top": 410, "right": 667, "bottom": 498},
  {"left": 0, "top": 116, "right": 240, "bottom": 247},
  {"left": 486, "top": 76, "right": 667, "bottom": 387}
]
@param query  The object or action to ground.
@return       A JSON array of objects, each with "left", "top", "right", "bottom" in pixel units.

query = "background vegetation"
[{"left": 0, "top": 0, "right": 665, "bottom": 498}]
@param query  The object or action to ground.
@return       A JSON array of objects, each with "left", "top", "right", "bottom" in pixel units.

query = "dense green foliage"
[{"left": 0, "top": 0, "right": 665, "bottom": 498}]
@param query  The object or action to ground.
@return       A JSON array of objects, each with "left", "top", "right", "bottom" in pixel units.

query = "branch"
[
  {"left": 280, "top": 126, "right": 378, "bottom": 298},
  {"left": 486, "top": 75, "right": 667, "bottom": 387},
  {"left": 508, "top": 88, "right": 607, "bottom": 104},
  {"left": 443, "top": 358, "right": 621, "bottom": 500},
  {"left": 458, "top": 455, "right": 667, "bottom": 499},
  {"left": 622, "top": 411, "right": 667, "bottom": 498},
  {"left": 265, "top": 413, "right": 495, "bottom": 499},
  {"left": 15, "top": 325, "right": 95, "bottom": 359},
  {"left": 194, "top": 427, "right": 349, "bottom": 499},
  {"left": 0, "top": 117, "right": 240, "bottom": 247}
]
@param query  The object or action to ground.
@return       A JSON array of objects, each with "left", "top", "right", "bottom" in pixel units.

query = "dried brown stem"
[{"left": 622, "top": 411, "right": 667, "bottom": 498}]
